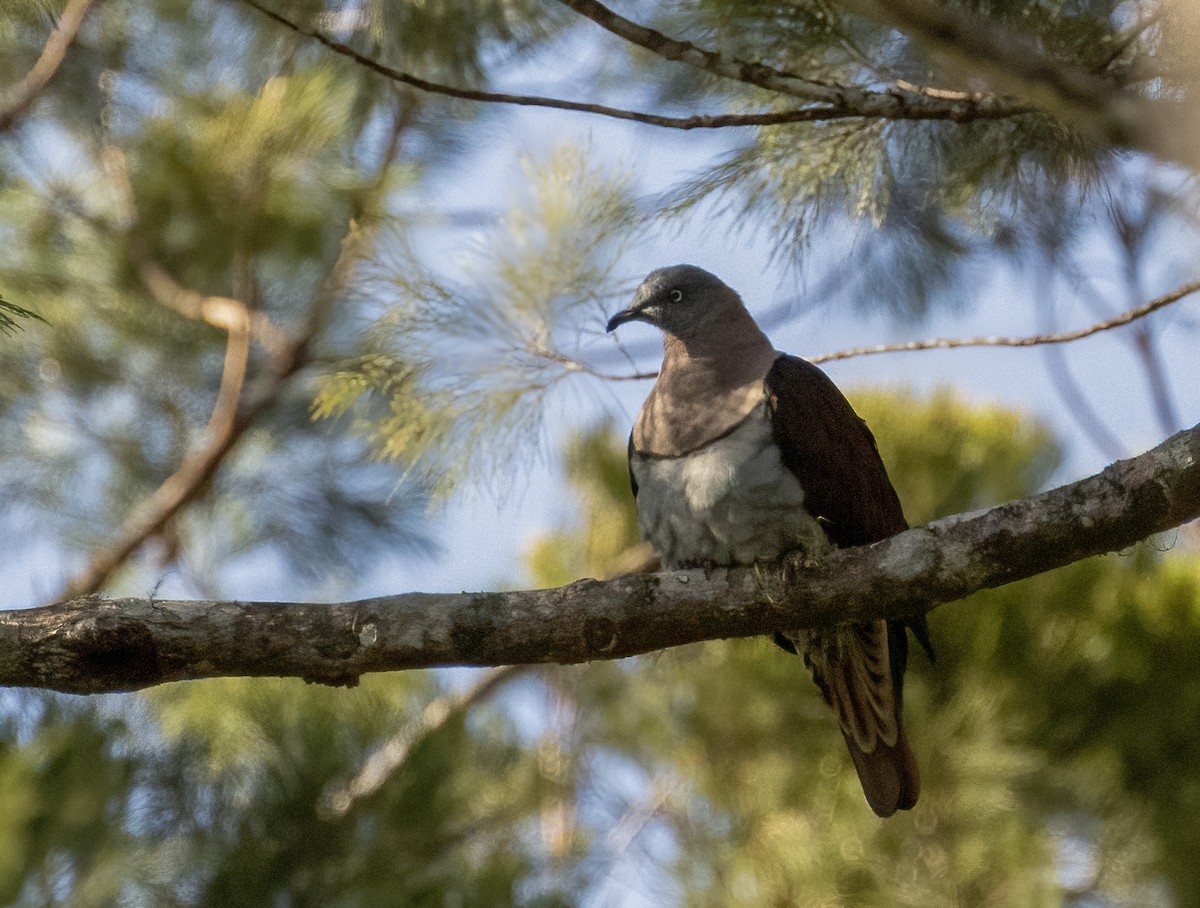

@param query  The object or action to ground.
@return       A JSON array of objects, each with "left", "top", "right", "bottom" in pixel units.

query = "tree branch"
[
  {"left": 8, "top": 422, "right": 1199, "bottom": 694},
  {"left": 842, "top": 0, "right": 1196, "bottom": 165},
  {"left": 236, "top": 0, "right": 1032, "bottom": 128},
  {"left": 0, "top": 0, "right": 98, "bottom": 133},
  {"left": 808, "top": 277, "right": 1200, "bottom": 364},
  {"left": 319, "top": 665, "right": 529, "bottom": 818},
  {"left": 1131, "top": 325, "right": 1180, "bottom": 436},
  {"left": 1041, "top": 344, "right": 1125, "bottom": 462},
  {"left": 555, "top": 0, "right": 1029, "bottom": 120},
  {"left": 137, "top": 259, "right": 289, "bottom": 366},
  {"left": 846, "top": 0, "right": 1121, "bottom": 114}
]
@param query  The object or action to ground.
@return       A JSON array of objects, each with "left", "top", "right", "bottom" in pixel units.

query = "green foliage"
[
  {"left": 0, "top": 0, "right": 544, "bottom": 590},
  {"left": 0, "top": 698, "right": 156, "bottom": 907},
  {"left": 0, "top": 296, "right": 44, "bottom": 336},
  {"left": 634, "top": 0, "right": 1162, "bottom": 315},
  {"left": 853, "top": 389, "right": 1061, "bottom": 522},
  {"left": 149, "top": 676, "right": 555, "bottom": 907},
  {"left": 0, "top": 676, "right": 566, "bottom": 908}
]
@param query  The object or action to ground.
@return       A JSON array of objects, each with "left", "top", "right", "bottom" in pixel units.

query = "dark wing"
[
  {"left": 764, "top": 354, "right": 932, "bottom": 658},
  {"left": 764, "top": 354, "right": 905, "bottom": 547},
  {"left": 765, "top": 354, "right": 926, "bottom": 817}
]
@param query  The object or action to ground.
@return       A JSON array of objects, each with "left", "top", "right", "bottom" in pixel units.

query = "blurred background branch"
[
  {"left": 54, "top": 225, "right": 365, "bottom": 602},
  {"left": 0, "top": 0, "right": 96, "bottom": 133}
]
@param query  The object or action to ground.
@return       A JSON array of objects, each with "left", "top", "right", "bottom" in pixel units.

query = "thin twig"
[
  {"left": 603, "top": 780, "right": 672, "bottom": 857},
  {"left": 319, "top": 665, "right": 530, "bottom": 818},
  {"left": 1114, "top": 215, "right": 1181, "bottom": 437},
  {"left": 809, "top": 278, "right": 1200, "bottom": 364},
  {"left": 1093, "top": 9, "right": 1161, "bottom": 75},
  {"left": 202, "top": 296, "right": 251, "bottom": 443},
  {"left": 236, "top": 0, "right": 1032, "bottom": 128},
  {"left": 530, "top": 344, "right": 656, "bottom": 381},
  {"left": 0, "top": 0, "right": 98, "bottom": 132}
]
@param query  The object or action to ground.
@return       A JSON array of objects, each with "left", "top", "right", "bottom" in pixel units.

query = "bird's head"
[{"left": 606, "top": 264, "right": 749, "bottom": 347}]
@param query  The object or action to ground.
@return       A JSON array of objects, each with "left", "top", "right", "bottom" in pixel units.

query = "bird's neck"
[{"left": 634, "top": 329, "right": 778, "bottom": 457}]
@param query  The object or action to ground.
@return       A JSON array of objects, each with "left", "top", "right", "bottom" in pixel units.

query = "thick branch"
[
  {"left": 844, "top": 0, "right": 1196, "bottom": 165},
  {"left": 556, "top": 0, "right": 1029, "bottom": 120},
  {"left": 6, "top": 423, "right": 1198, "bottom": 695}
]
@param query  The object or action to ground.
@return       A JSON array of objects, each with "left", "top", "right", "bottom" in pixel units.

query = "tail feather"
[
  {"left": 796, "top": 618, "right": 920, "bottom": 817},
  {"left": 841, "top": 714, "right": 920, "bottom": 818}
]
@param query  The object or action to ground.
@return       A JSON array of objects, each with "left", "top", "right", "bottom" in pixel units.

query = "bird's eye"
[{"left": 670, "top": 289, "right": 683, "bottom": 303}]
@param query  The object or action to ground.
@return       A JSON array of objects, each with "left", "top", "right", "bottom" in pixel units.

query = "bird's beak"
[
  {"left": 608, "top": 282, "right": 661, "bottom": 332},
  {"left": 606, "top": 299, "right": 659, "bottom": 333},
  {"left": 605, "top": 307, "right": 640, "bottom": 333}
]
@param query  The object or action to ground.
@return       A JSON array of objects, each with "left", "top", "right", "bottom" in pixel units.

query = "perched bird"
[{"left": 607, "top": 264, "right": 929, "bottom": 817}]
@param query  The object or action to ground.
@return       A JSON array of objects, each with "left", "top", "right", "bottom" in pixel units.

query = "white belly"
[{"left": 631, "top": 405, "right": 829, "bottom": 568}]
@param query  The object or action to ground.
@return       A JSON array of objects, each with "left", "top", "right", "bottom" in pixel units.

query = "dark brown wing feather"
[
  {"left": 763, "top": 355, "right": 906, "bottom": 546},
  {"left": 764, "top": 354, "right": 923, "bottom": 817}
]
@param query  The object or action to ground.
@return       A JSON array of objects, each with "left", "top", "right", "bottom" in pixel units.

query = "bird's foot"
[
  {"left": 673, "top": 559, "right": 723, "bottom": 580},
  {"left": 782, "top": 551, "right": 821, "bottom": 585}
]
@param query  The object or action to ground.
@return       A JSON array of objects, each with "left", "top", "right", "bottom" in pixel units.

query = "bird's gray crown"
[{"left": 635, "top": 264, "right": 725, "bottom": 302}]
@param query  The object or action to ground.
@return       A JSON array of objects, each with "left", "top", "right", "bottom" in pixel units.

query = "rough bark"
[{"left": 3, "top": 423, "right": 1197, "bottom": 695}]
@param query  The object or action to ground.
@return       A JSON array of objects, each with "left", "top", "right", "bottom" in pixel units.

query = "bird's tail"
[{"left": 799, "top": 619, "right": 920, "bottom": 817}]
